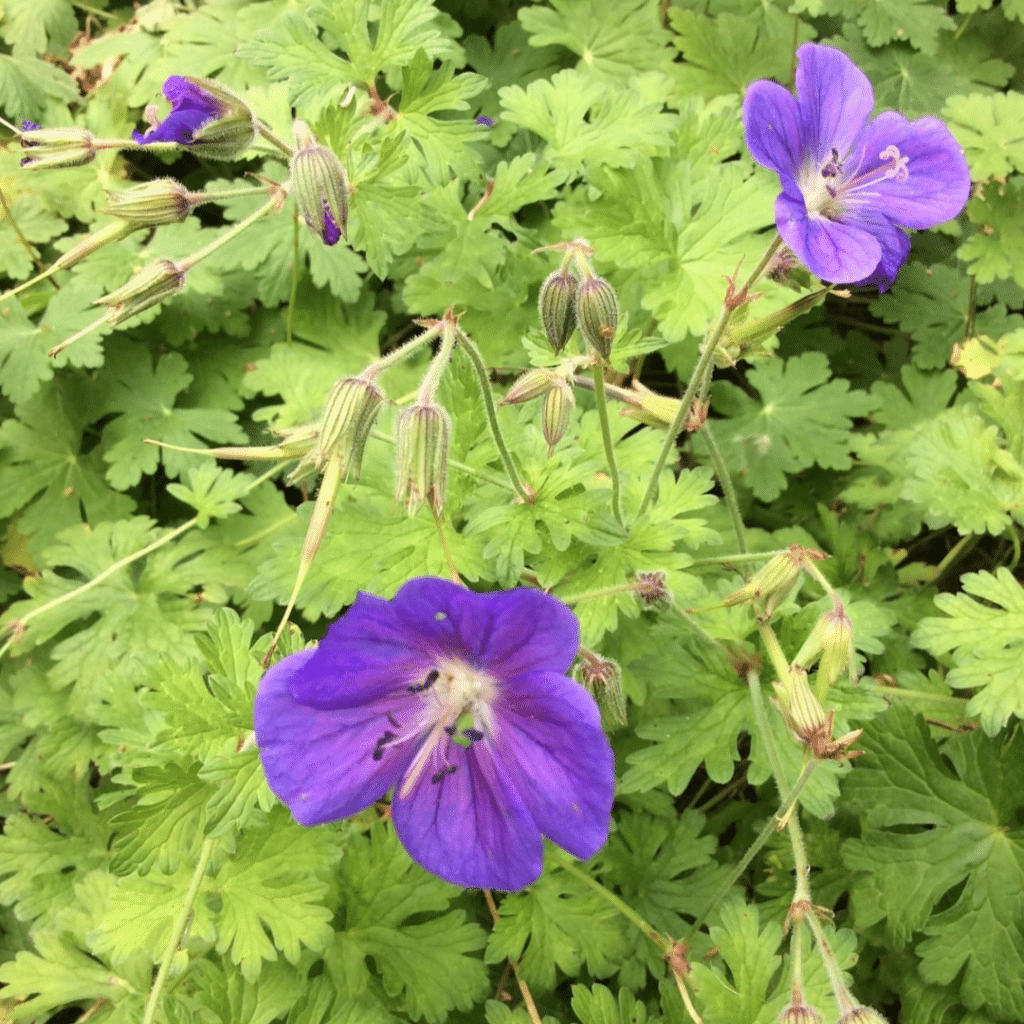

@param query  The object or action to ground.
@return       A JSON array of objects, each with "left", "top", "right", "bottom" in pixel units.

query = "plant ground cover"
[{"left": 0, "top": 1, "right": 1023, "bottom": 1023}]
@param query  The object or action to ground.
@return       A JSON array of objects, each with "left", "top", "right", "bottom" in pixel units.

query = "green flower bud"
[
  {"left": 777, "top": 1002, "right": 823, "bottom": 1024},
  {"left": 794, "top": 594, "right": 856, "bottom": 689},
  {"left": 19, "top": 125, "right": 96, "bottom": 170},
  {"left": 104, "top": 178, "right": 198, "bottom": 226},
  {"left": 304, "top": 376, "right": 384, "bottom": 481},
  {"left": 290, "top": 120, "right": 348, "bottom": 245},
  {"left": 183, "top": 78, "right": 257, "bottom": 160},
  {"left": 837, "top": 1008, "right": 890, "bottom": 1024},
  {"left": 577, "top": 649, "right": 627, "bottom": 727},
  {"left": 395, "top": 403, "right": 451, "bottom": 516},
  {"left": 95, "top": 258, "right": 187, "bottom": 324},
  {"left": 723, "top": 545, "right": 827, "bottom": 617},
  {"left": 575, "top": 276, "right": 618, "bottom": 358},
  {"left": 542, "top": 378, "right": 575, "bottom": 456},
  {"left": 538, "top": 270, "right": 579, "bottom": 353},
  {"left": 772, "top": 665, "right": 828, "bottom": 743},
  {"left": 500, "top": 368, "right": 557, "bottom": 406}
]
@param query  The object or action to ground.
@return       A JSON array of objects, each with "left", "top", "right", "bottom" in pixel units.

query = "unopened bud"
[
  {"left": 634, "top": 570, "right": 670, "bottom": 609},
  {"left": 777, "top": 1003, "right": 823, "bottom": 1024},
  {"left": 794, "top": 594, "right": 856, "bottom": 689},
  {"left": 538, "top": 270, "right": 579, "bottom": 353},
  {"left": 575, "top": 276, "right": 619, "bottom": 358},
  {"left": 95, "top": 259, "right": 187, "bottom": 324},
  {"left": 304, "top": 376, "right": 384, "bottom": 480},
  {"left": 290, "top": 120, "right": 348, "bottom": 245},
  {"left": 542, "top": 378, "right": 575, "bottom": 456},
  {"left": 180, "top": 77, "right": 257, "bottom": 160},
  {"left": 104, "top": 178, "right": 198, "bottom": 226},
  {"left": 501, "top": 368, "right": 557, "bottom": 406},
  {"left": 716, "top": 289, "right": 828, "bottom": 366},
  {"left": 772, "top": 665, "right": 828, "bottom": 743},
  {"left": 723, "top": 545, "right": 827, "bottom": 617},
  {"left": 395, "top": 403, "right": 450, "bottom": 516},
  {"left": 19, "top": 124, "right": 96, "bottom": 170},
  {"left": 577, "top": 649, "right": 627, "bottom": 727},
  {"left": 838, "top": 1008, "right": 890, "bottom": 1024}
]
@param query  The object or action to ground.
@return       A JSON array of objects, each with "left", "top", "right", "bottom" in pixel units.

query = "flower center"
[
  {"left": 379, "top": 660, "right": 498, "bottom": 798},
  {"left": 799, "top": 144, "right": 910, "bottom": 220}
]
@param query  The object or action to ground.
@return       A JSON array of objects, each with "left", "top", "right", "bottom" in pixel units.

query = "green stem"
[
  {"left": 757, "top": 620, "right": 794, "bottom": 693},
  {"left": 638, "top": 235, "right": 782, "bottom": 517},
  {"left": 180, "top": 197, "right": 279, "bottom": 270},
  {"left": 257, "top": 121, "right": 296, "bottom": 159},
  {"left": 686, "top": 757, "right": 819, "bottom": 940},
  {"left": 286, "top": 212, "right": 299, "bottom": 346},
  {"left": 933, "top": 533, "right": 976, "bottom": 583},
  {"left": 701, "top": 422, "right": 746, "bottom": 554},
  {"left": 367, "top": 322, "right": 443, "bottom": 378},
  {"left": 688, "top": 549, "right": 790, "bottom": 568},
  {"left": 456, "top": 328, "right": 534, "bottom": 503},
  {"left": 552, "top": 850, "right": 670, "bottom": 953},
  {"left": 866, "top": 685, "right": 966, "bottom": 704},
  {"left": 747, "top": 668, "right": 789, "bottom": 791},
  {"left": 418, "top": 320, "right": 458, "bottom": 405},
  {"left": 199, "top": 185, "right": 274, "bottom": 204},
  {"left": 141, "top": 837, "right": 214, "bottom": 1024},
  {"left": 591, "top": 361, "right": 626, "bottom": 529}
]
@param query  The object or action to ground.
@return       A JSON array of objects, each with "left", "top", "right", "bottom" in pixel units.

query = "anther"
[
  {"left": 461, "top": 728, "right": 485, "bottom": 743},
  {"left": 407, "top": 668, "right": 440, "bottom": 693}
]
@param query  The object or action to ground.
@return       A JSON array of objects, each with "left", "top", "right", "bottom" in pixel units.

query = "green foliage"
[{"left": 843, "top": 707, "right": 1024, "bottom": 1019}]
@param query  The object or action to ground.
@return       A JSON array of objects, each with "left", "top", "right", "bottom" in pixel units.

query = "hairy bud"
[
  {"left": 395, "top": 403, "right": 451, "bottom": 516},
  {"left": 19, "top": 124, "right": 96, "bottom": 170},
  {"left": 95, "top": 259, "right": 187, "bottom": 324},
  {"left": 542, "top": 378, "right": 575, "bottom": 456},
  {"left": 538, "top": 270, "right": 579, "bottom": 353},
  {"left": 772, "top": 665, "right": 829, "bottom": 742},
  {"left": 577, "top": 649, "right": 627, "bottom": 727},
  {"left": 837, "top": 1008, "right": 890, "bottom": 1024},
  {"left": 104, "top": 178, "right": 198, "bottom": 226},
  {"left": 794, "top": 594, "right": 856, "bottom": 689},
  {"left": 290, "top": 120, "right": 349, "bottom": 245},
  {"left": 575, "top": 276, "right": 619, "bottom": 358},
  {"left": 302, "top": 376, "right": 384, "bottom": 481},
  {"left": 501, "top": 368, "right": 558, "bottom": 406},
  {"left": 723, "top": 545, "right": 827, "bottom": 617},
  {"left": 777, "top": 1003, "right": 823, "bottom": 1024}
]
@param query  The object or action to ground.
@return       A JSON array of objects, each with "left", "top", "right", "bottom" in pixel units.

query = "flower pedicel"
[{"left": 254, "top": 578, "right": 615, "bottom": 891}]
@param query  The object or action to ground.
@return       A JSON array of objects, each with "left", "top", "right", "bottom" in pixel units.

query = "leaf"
[
  {"left": 571, "top": 984, "right": 654, "bottom": 1024},
  {"left": 331, "top": 824, "right": 489, "bottom": 1023},
  {"left": 499, "top": 69, "right": 678, "bottom": 174},
  {"left": 486, "top": 864, "right": 631, "bottom": 992},
  {"left": 709, "top": 353, "right": 879, "bottom": 502},
  {"left": 519, "top": 0, "right": 676, "bottom": 78},
  {"left": 811, "top": 0, "right": 955, "bottom": 54},
  {"left": 0, "top": 0, "right": 77, "bottom": 57},
  {"left": 0, "top": 931, "right": 140, "bottom": 1021},
  {"left": 913, "top": 568, "right": 1024, "bottom": 735},
  {"left": 166, "top": 465, "right": 254, "bottom": 528},
  {"left": 97, "top": 340, "right": 245, "bottom": 489},
  {"left": 212, "top": 808, "right": 337, "bottom": 982},
  {"left": 0, "top": 53, "right": 79, "bottom": 119},
  {"left": 842, "top": 706, "right": 1024, "bottom": 1019},
  {"left": 960, "top": 177, "right": 1024, "bottom": 286},
  {"left": 944, "top": 92, "right": 1024, "bottom": 180},
  {"left": 668, "top": 8, "right": 816, "bottom": 97}
]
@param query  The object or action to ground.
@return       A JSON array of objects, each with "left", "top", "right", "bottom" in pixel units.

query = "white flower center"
[{"left": 798, "top": 144, "right": 910, "bottom": 221}]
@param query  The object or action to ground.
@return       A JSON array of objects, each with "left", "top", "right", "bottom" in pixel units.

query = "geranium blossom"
[
  {"left": 132, "top": 76, "right": 224, "bottom": 145},
  {"left": 743, "top": 43, "right": 971, "bottom": 291},
  {"left": 254, "top": 578, "right": 615, "bottom": 891}
]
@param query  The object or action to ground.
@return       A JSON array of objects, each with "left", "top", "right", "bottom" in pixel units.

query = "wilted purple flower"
[
  {"left": 255, "top": 577, "right": 615, "bottom": 891},
  {"left": 133, "top": 76, "right": 224, "bottom": 145},
  {"left": 132, "top": 76, "right": 256, "bottom": 159},
  {"left": 743, "top": 43, "right": 971, "bottom": 291}
]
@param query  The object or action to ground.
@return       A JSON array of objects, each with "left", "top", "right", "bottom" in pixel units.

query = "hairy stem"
[
  {"left": 701, "top": 421, "right": 746, "bottom": 553},
  {"left": 591, "top": 361, "right": 626, "bottom": 528}
]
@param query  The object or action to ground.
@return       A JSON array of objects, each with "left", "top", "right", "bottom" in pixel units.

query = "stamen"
[
  {"left": 430, "top": 765, "right": 458, "bottom": 785},
  {"left": 407, "top": 668, "right": 440, "bottom": 694},
  {"left": 462, "top": 728, "right": 485, "bottom": 743}
]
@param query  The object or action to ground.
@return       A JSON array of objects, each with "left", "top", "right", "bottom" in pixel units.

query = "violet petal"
[
  {"left": 494, "top": 671, "right": 614, "bottom": 860},
  {"left": 392, "top": 738, "right": 543, "bottom": 891},
  {"left": 255, "top": 649, "right": 419, "bottom": 825},
  {"left": 743, "top": 80, "right": 803, "bottom": 179},
  {"left": 135, "top": 75, "right": 223, "bottom": 146},
  {"left": 794, "top": 43, "right": 874, "bottom": 163}
]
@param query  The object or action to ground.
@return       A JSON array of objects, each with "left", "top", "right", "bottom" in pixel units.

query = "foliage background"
[{"left": 0, "top": 0, "right": 1023, "bottom": 1022}]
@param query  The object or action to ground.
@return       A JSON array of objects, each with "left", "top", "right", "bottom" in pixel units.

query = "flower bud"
[
  {"left": 51, "top": 221, "right": 140, "bottom": 272},
  {"left": 542, "top": 378, "right": 575, "bottom": 456},
  {"left": 772, "top": 665, "right": 828, "bottom": 743},
  {"left": 395, "top": 403, "right": 450, "bottom": 516},
  {"left": 777, "top": 1003, "right": 823, "bottom": 1024},
  {"left": 19, "top": 123, "right": 96, "bottom": 170},
  {"left": 94, "top": 259, "right": 187, "bottom": 324},
  {"left": 723, "top": 545, "right": 827, "bottom": 617},
  {"left": 500, "top": 368, "right": 557, "bottom": 406},
  {"left": 538, "top": 270, "right": 579, "bottom": 353},
  {"left": 577, "top": 649, "right": 627, "bottom": 727},
  {"left": 634, "top": 570, "right": 670, "bottom": 609},
  {"left": 305, "top": 376, "right": 384, "bottom": 480},
  {"left": 104, "top": 178, "right": 198, "bottom": 226},
  {"left": 290, "top": 120, "right": 348, "bottom": 245},
  {"left": 575, "top": 276, "right": 619, "bottom": 358},
  {"left": 837, "top": 1008, "right": 890, "bottom": 1024},
  {"left": 793, "top": 594, "right": 856, "bottom": 689},
  {"left": 716, "top": 289, "right": 828, "bottom": 366}
]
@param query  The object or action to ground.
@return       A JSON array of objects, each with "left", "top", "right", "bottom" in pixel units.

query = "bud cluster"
[
  {"left": 536, "top": 239, "right": 620, "bottom": 359},
  {"left": 500, "top": 365, "right": 578, "bottom": 456}
]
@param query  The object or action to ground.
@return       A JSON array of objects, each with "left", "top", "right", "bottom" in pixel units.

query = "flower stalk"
[{"left": 591, "top": 359, "right": 626, "bottom": 529}]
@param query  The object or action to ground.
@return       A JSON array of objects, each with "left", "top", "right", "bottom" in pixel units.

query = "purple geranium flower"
[
  {"left": 133, "top": 76, "right": 224, "bottom": 145},
  {"left": 254, "top": 578, "right": 615, "bottom": 891},
  {"left": 743, "top": 43, "right": 971, "bottom": 291}
]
